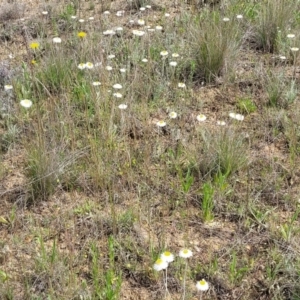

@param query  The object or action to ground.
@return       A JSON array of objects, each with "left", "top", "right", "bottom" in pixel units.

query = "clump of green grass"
[
  {"left": 251, "top": 0, "right": 298, "bottom": 53},
  {"left": 237, "top": 97, "right": 257, "bottom": 114},
  {"left": 183, "top": 9, "right": 242, "bottom": 83},
  {"left": 199, "top": 127, "right": 248, "bottom": 178}
]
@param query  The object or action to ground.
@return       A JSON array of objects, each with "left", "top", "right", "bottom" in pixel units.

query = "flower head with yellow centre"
[
  {"left": 160, "top": 50, "right": 168, "bottom": 57},
  {"left": 157, "top": 120, "right": 166, "bottom": 127},
  {"left": 153, "top": 258, "right": 168, "bottom": 271},
  {"left": 197, "top": 114, "right": 207, "bottom": 122},
  {"left": 169, "top": 111, "right": 177, "bottom": 119},
  {"left": 179, "top": 248, "right": 193, "bottom": 258},
  {"left": 196, "top": 279, "right": 209, "bottom": 291},
  {"left": 160, "top": 251, "right": 174, "bottom": 263},
  {"left": 20, "top": 99, "right": 33, "bottom": 108}
]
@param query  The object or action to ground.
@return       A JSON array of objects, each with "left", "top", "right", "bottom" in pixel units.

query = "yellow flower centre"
[
  {"left": 164, "top": 251, "right": 171, "bottom": 256},
  {"left": 156, "top": 259, "right": 163, "bottom": 265},
  {"left": 199, "top": 279, "right": 206, "bottom": 286}
]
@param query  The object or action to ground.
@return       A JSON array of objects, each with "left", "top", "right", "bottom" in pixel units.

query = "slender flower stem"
[{"left": 182, "top": 261, "right": 187, "bottom": 300}]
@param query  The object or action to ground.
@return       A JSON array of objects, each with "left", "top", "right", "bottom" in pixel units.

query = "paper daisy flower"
[
  {"left": 77, "top": 31, "right": 87, "bottom": 38},
  {"left": 157, "top": 120, "right": 166, "bottom": 127},
  {"left": 92, "top": 81, "right": 101, "bottom": 86},
  {"left": 116, "top": 11, "right": 124, "bottom": 17},
  {"left": 197, "top": 114, "right": 207, "bottom": 122},
  {"left": 106, "top": 66, "right": 113, "bottom": 71},
  {"left": 103, "top": 30, "right": 116, "bottom": 35},
  {"left": 29, "top": 42, "right": 40, "bottom": 49},
  {"left": 229, "top": 112, "right": 244, "bottom": 121},
  {"left": 236, "top": 14, "right": 243, "bottom": 19},
  {"left": 4, "top": 85, "right": 13, "bottom": 91},
  {"left": 85, "top": 62, "right": 94, "bottom": 69},
  {"left": 153, "top": 258, "right": 168, "bottom": 271},
  {"left": 137, "top": 19, "right": 145, "bottom": 25},
  {"left": 113, "top": 92, "right": 122, "bottom": 98},
  {"left": 146, "top": 5, "right": 151, "bottom": 9},
  {"left": 78, "top": 19, "right": 84, "bottom": 23},
  {"left": 41, "top": 11, "right": 48, "bottom": 15},
  {"left": 172, "top": 53, "right": 180, "bottom": 58},
  {"left": 118, "top": 104, "right": 127, "bottom": 110},
  {"left": 169, "top": 61, "right": 177, "bottom": 67},
  {"left": 120, "top": 68, "right": 126, "bottom": 73},
  {"left": 156, "top": 25, "right": 163, "bottom": 31},
  {"left": 196, "top": 279, "right": 209, "bottom": 291},
  {"left": 223, "top": 17, "right": 230, "bottom": 22},
  {"left": 160, "top": 50, "right": 168, "bottom": 57},
  {"left": 78, "top": 63, "right": 86, "bottom": 70},
  {"left": 165, "top": 13, "right": 170, "bottom": 17},
  {"left": 20, "top": 99, "right": 33, "bottom": 108},
  {"left": 235, "top": 113, "right": 244, "bottom": 121},
  {"left": 287, "top": 34, "right": 295, "bottom": 38},
  {"left": 142, "top": 58, "right": 148, "bottom": 63},
  {"left": 132, "top": 30, "right": 145, "bottom": 36},
  {"left": 178, "top": 82, "right": 186, "bottom": 88},
  {"left": 108, "top": 54, "right": 115, "bottom": 59},
  {"left": 169, "top": 111, "right": 177, "bottom": 119},
  {"left": 217, "top": 120, "right": 226, "bottom": 126},
  {"left": 160, "top": 251, "right": 174, "bottom": 263},
  {"left": 88, "top": 17, "right": 94, "bottom": 21},
  {"left": 140, "top": 7, "right": 146, "bottom": 11},
  {"left": 103, "top": 11, "right": 110, "bottom": 15},
  {"left": 179, "top": 248, "right": 193, "bottom": 258},
  {"left": 290, "top": 47, "right": 299, "bottom": 52},
  {"left": 52, "top": 37, "right": 62, "bottom": 43},
  {"left": 113, "top": 84, "right": 122, "bottom": 89}
]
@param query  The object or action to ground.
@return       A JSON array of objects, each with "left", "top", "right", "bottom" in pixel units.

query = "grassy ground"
[{"left": 1, "top": 0, "right": 300, "bottom": 299}]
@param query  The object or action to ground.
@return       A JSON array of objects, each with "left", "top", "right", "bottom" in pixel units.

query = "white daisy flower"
[
  {"left": 178, "top": 82, "right": 186, "bottom": 88},
  {"left": 118, "top": 104, "right": 127, "bottom": 110},
  {"left": 113, "top": 84, "right": 122, "bottom": 89},
  {"left": 113, "top": 92, "right": 122, "bottom": 98},
  {"left": 85, "top": 62, "right": 94, "bottom": 69},
  {"left": 20, "top": 99, "right": 33, "bottom": 108},
  {"left": 78, "top": 63, "right": 86, "bottom": 70},
  {"left": 153, "top": 258, "right": 168, "bottom": 271},
  {"left": 196, "top": 279, "right": 209, "bottom": 291},
  {"left": 160, "top": 50, "right": 168, "bottom": 57},
  {"left": 103, "top": 29, "right": 116, "bottom": 35},
  {"left": 160, "top": 251, "right": 174, "bottom": 263},
  {"left": 197, "top": 114, "right": 207, "bottom": 122},
  {"left": 217, "top": 120, "right": 226, "bottom": 126},
  {"left": 157, "top": 120, "right": 166, "bottom": 127},
  {"left": 132, "top": 30, "right": 145, "bottom": 36},
  {"left": 52, "top": 37, "right": 62, "bottom": 43},
  {"left": 169, "top": 111, "right": 177, "bottom": 119},
  {"left": 179, "top": 248, "right": 193, "bottom": 258},
  {"left": 4, "top": 85, "right": 13, "bottom": 91}
]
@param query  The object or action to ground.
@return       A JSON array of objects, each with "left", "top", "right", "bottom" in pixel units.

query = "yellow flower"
[
  {"left": 77, "top": 31, "right": 87, "bottom": 38},
  {"left": 31, "top": 59, "right": 37, "bottom": 65},
  {"left": 29, "top": 42, "right": 39, "bottom": 50}
]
